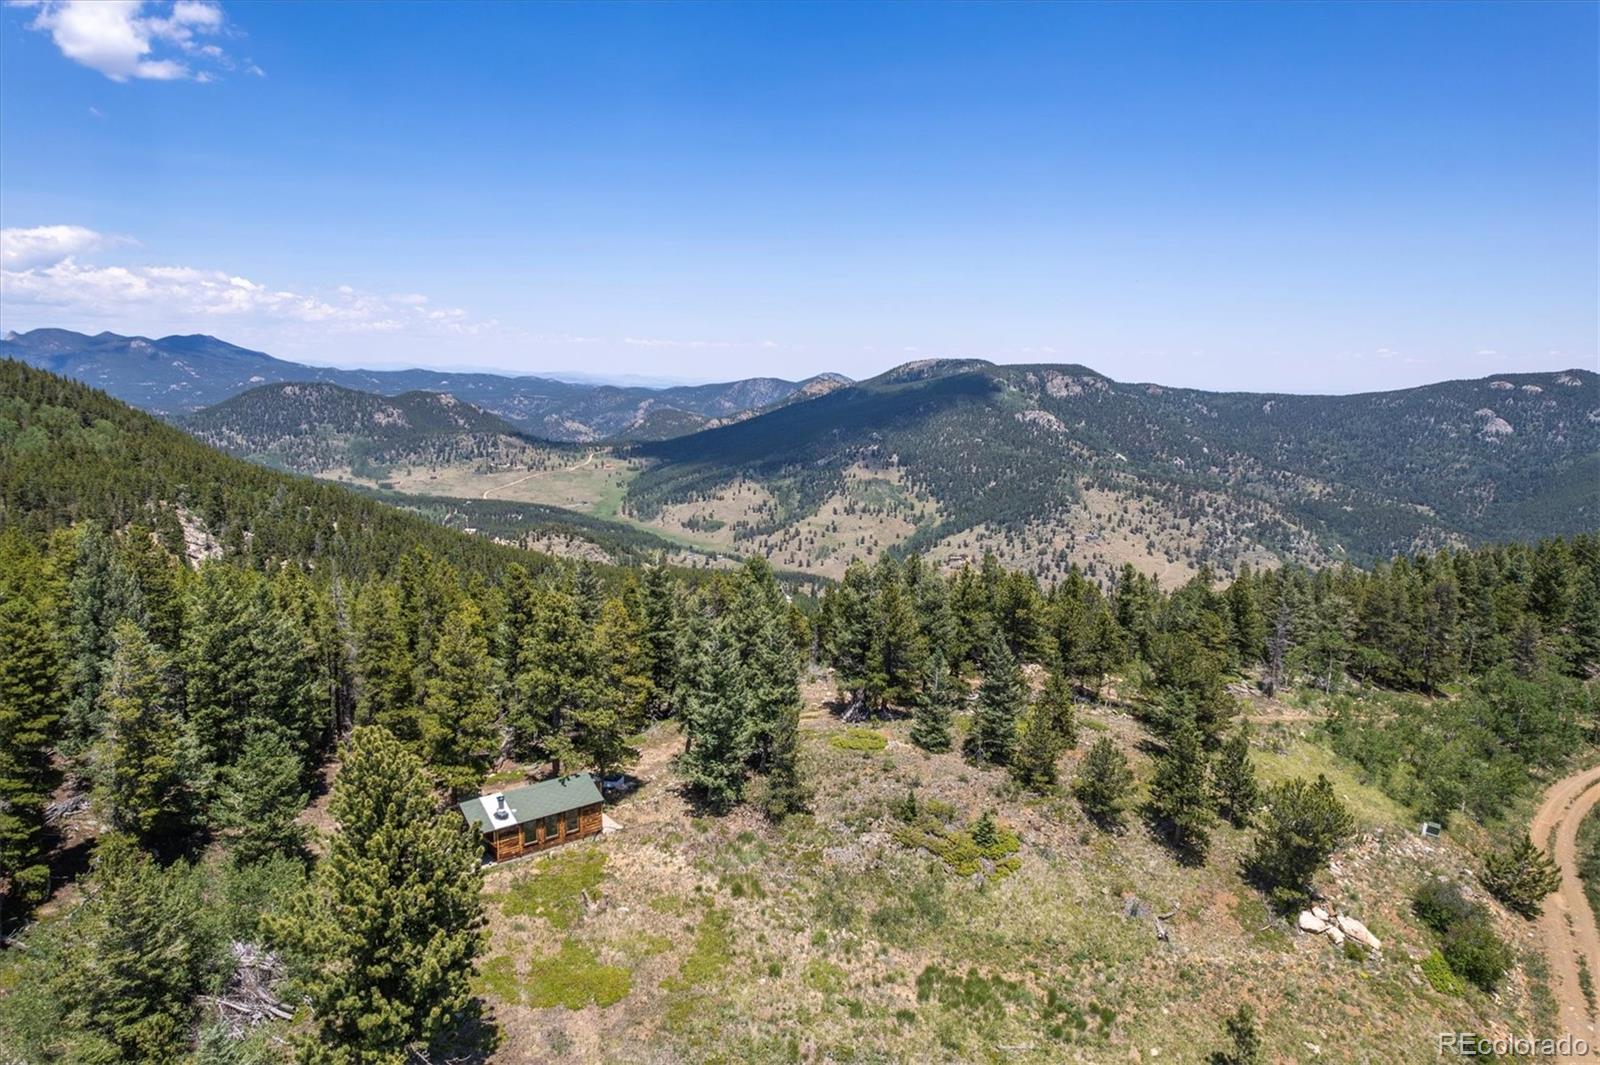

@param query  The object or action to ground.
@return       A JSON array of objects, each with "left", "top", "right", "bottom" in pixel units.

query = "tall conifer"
[{"left": 272, "top": 727, "right": 485, "bottom": 1064}]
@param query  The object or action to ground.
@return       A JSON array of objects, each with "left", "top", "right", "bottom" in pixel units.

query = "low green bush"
[
  {"left": 831, "top": 728, "right": 888, "bottom": 752},
  {"left": 1412, "top": 878, "right": 1476, "bottom": 935},
  {"left": 1441, "top": 915, "right": 1514, "bottom": 992},
  {"left": 1421, "top": 950, "right": 1465, "bottom": 996}
]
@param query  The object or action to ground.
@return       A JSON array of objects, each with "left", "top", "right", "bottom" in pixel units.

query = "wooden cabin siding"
[{"left": 483, "top": 801, "right": 603, "bottom": 863}]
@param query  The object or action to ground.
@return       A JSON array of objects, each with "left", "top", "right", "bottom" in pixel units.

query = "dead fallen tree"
[
  {"left": 202, "top": 942, "right": 291, "bottom": 1036},
  {"left": 43, "top": 794, "right": 89, "bottom": 826}
]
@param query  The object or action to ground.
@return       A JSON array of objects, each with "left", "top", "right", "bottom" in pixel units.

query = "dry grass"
[
  {"left": 325, "top": 450, "right": 640, "bottom": 511},
  {"left": 466, "top": 682, "right": 1550, "bottom": 1064}
]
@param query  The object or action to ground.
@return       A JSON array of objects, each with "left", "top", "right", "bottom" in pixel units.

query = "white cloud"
[
  {"left": 0, "top": 224, "right": 497, "bottom": 339},
  {"left": 0, "top": 224, "right": 119, "bottom": 268},
  {"left": 20, "top": 0, "right": 238, "bottom": 82}
]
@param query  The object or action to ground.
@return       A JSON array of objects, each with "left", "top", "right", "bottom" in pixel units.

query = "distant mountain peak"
[
  {"left": 877, "top": 358, "right": 995, "bottom": 384},
  {"left": 0, "top": 327, "right": 854, "bottom": 441}
]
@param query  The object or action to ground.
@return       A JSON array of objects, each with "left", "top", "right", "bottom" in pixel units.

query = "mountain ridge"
[
  {"left": 0, "top": 328, "right": 852, "bottom": 442},
  {"left": 622, "top": 359, "right": 1598, "bottom": 578}
]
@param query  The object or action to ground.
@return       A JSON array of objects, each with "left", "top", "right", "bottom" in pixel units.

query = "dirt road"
[
  {"left": 480, "top": 449, "right": 595, "bottom": 500},
  {"left": 1531, "top": 762, "right": 1600, "bottom": 1060}
]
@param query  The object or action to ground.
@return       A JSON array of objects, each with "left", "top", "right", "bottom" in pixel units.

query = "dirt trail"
[
  {"left": 1531, "top": 762, "right": 1600, "bottom": 1060},
  {"left": 480, "top": 449, "right": 595, "bottom": 500}
]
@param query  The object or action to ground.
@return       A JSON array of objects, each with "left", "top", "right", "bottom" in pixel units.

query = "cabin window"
[
  {"left": 566, "top": 809, "right": 580, "bottom": 834},
  {"left": 521, "top": 823, "right": 537, "bottom": 846},
  {"left": 543, "top": 814, "right": 559, "bottom": 843}
]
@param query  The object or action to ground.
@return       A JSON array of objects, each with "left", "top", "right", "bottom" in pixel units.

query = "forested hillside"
[
  {"left": 0, "top": 360, "right": 550, "bottom": 579},
  {"left": 2, "top": 356, "right": 1596, "bottom": 1064},
  {"left": 0, "top": 329, "right": 850, "bottom": 441},
  {"left": 182, "top": 381, "right": 567, "bottom": 477},
  {"left": 627, "top": 360, "right": 1599, "bottom": 578}
]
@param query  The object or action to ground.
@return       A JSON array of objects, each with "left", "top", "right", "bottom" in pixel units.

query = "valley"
[
  {"left": 3, "top": 6, "right": 1592, "bottom": 1063},
  {"left": 33, "top": 331, "right": 1593, "bottom": 584},
  {"left": 1, "top": 359, "right": 1596, "bottom": 1065}
]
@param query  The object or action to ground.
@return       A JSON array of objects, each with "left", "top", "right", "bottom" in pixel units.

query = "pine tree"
[
  {"left": 510, "top": 582, "right": 591, "bottom": 774},
  {"left": 1011, "top": 691, "right": 1068, "bottom": 792},
  {"left": 994, "top": 569, "right": 1048, "bottom": 662},
  {"left": 1147, "top": 714, "right": 1215, "bottom": 862},
  {"left": 115, "top": 528, "right": 183, "bottom": 651},
  {"left": 0, "top": 532, "right": 65, "bottom": 908},
  {"left": 181, "top": 566, "right": 261, "bottom": 786},
  {"left": 965, "top": 632, "right": 1023, "bottom": 766},
  {"left": 913, "top": 564, "right": 960, "bottom": 669},
  {"left": 579, "top": 596, "right": 651, "bottom": 778},
  {"left": 761, "top": 699, "right": 810, "bottom": 819},
  {"left": 871, "top": 556, "right": 928, "bottom": 710},
  {"left": 832, "top": 561, "right": 880, "bottom": 710},
  {"left": 1037, "top": 670, "right": 1078, "bottom": 749},
  {"left": 1074, "top": 736, "right": 1134, "bottom": 831},
  {"left": 270, "top": 564, "right": 341, "bottom": 758},
  {"left": 677, "top": 619, "right": 754, "bottom": 812},
  {"left": 1225, "top": 565, "right": 1266, "bottom": 670},
  {"left": 1479, "top": 836, "right": 1563, "bottom": 919},
  {"left": 28, "top": 839, "right": 215, "bottom": 1063},
  {"left": 971, "top": 810, "right": 1000, "bottom": 850},
  {"left": 1291, "top": 590, "right": 1353, "bottom": 693},
  {"left": 1077, "top": 603, "right": 1124, "bottom": 698},
  {"left": 95, "top": 619, "right": 198, "bottom": 853},
  {"left": 1247, "top": 775, "right": 1354, "bottom": 908},
  {"left": 353, "top": 581, "right": 418, "bottom": 741},
  {"left": 910, "top": 650, "right": 958, "bottom": 753},
  {"left": 1145, "top": 629, "right": 1236, "bottom": 745},
  {"left": 420, "top": 600, "right": 501, "bottom": 797},
  {"left": 272, "top": 727, "right": 485, "bottom": 1065},
  {"left": 1212, "top": 725, "right": 1261, "bottom": 826},
  {"left": 1567, "top": 565, "right": 1600, "bottom": 678},
  {"left": 217, "top": 730, "right": 309, "bottom": 864},
  {"left": 727, "top": 559, "right": 801, "bottom": 766},
  {"left": 182, "top": 568, "right": 325, "bottom": 804},
  {"left": 59, "top": 522, "right": 116, "bottom": 769},
  {"left": 639, "top": 561, "right": 685, "bottom": 715},
  {"left": 573, "top": 561, "right": 605, "bottom": 624}
]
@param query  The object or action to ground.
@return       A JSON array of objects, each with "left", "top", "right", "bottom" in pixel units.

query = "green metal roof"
[{"left": 458, "top": 773, "right": 603, "bottom": 834}]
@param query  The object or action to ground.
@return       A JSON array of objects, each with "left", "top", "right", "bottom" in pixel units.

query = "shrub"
[
  {"left": 1074, "top": 736, "right": 1134, "bottom": 830},
  {"left": 1420, "top": 950, "right": 1466, "bottom": 995},
  {"left": 1441, "top": 914, "right": 1514, "bottom": 992},
  {"left": 890, "top": 787, "right": 920, "bottom": 822},
  {"left": 1246, "top": 776, "right": 1354, "bottom": 909},
  {"left": 890, "top": 810, "right": 1019, "bottom": 880},
  {"left": 1479, "top": 836, "right": 1563, "bottom": 919},
  {"left": 1412, "top": 878, "right": 1476, "bottom": 935},
  {"left": 831, "top": 728, "right": 888, "bottom": 752},
  {"left": 1208, "top": 1004, "right": 1264, "bottom": 1065}
]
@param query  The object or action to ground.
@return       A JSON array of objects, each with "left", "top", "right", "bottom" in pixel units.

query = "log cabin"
[{"left": 458, "top": 773, "right": 604, "bottom": 863}]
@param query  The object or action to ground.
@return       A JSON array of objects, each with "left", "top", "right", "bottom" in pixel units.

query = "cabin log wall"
[{"left": 483, "top": 802, "right": 604, "bottom": 863}]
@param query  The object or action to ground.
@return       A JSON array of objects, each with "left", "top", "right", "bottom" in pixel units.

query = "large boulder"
[{"left": 1336, "top": 914, "right": 1382, "bottom": 950}]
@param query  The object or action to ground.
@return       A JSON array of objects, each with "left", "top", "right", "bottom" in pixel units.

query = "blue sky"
[{"left": 1, "top": 1, "right": 1594, "bottom": 390}]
